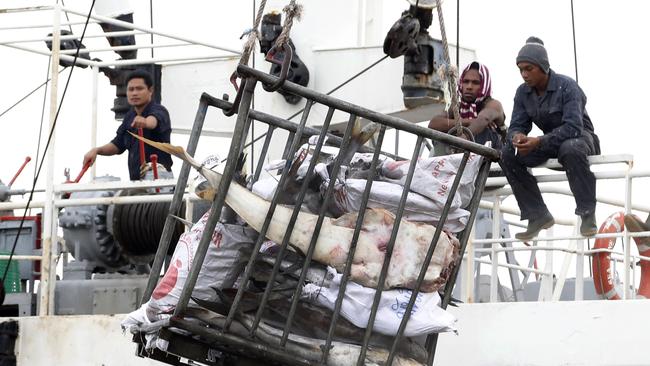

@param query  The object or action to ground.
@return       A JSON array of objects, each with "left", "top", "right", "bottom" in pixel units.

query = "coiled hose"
[{"left": 111, "top": 192, "right": 185, "bottom": 260}]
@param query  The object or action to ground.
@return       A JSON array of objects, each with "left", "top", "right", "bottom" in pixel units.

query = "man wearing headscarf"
[
  {"left": 429, "top": 61, "right": 506, "bottom": 150},
  {"left": 501, "top": 36, "right": 600, "bottom": 239},
  {"left": 430, "top": 62, "right": 510, "bottom": 262}
]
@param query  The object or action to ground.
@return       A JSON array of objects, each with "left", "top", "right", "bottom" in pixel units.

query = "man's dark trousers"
[{"left": 499, "top": 134, "right": 597, "bottom": 220}]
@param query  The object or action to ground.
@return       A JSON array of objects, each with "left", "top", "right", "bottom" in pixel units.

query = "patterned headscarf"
[{"left": 458, "top": 62, "right": 492, "bottom": 119}]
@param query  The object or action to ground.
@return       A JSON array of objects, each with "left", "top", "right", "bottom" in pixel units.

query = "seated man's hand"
[
  {"left": 489, "top": 118, "right": 505, "bottom": 130},
  {"left": 83, "top": 148, "right": 97, "bottom": 167},
  {"left": 512, "top": 134, "right": 541, "bottom": 156}
]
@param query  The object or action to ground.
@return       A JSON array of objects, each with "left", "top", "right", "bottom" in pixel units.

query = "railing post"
[
  {"left": 623, "top": 162, "right": 633, "bottom": 299},
  {"left": 575, "top": 233, "right": 585, "bottom": 300},
  {"left": 489, "top": 198, "right": 500, "bottom": 302},
  {"left": 39, "top": 3, "right": 61, "bottom": 316},
  {"left": 553, "top": 224, "right": 579, "bottom": 301},
  {"left": 91, "top": 65, "right": 98, "bottom": 179},
  {"left": 539, "top": 227, "right": 554, "bottom": 301}
]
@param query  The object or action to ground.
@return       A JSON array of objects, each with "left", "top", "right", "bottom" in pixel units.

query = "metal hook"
[
  {"left": 222, "top": 71, "right": 246, "bottom": 116},
  {"left": 263, "top": 43, "right": 293, "bottom": 92}
]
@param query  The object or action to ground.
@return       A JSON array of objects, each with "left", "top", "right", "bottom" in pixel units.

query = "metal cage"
[{"left": 135, "top": 64, "right": 499, "bottom": 366}]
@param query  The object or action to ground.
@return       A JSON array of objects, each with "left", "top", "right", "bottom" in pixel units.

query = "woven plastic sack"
[
  {"left": 144, "top": 211, "right": 258, "bottom": 321},
  {"left": 303, "top": 267, "right": 457, "bottom": 337}
]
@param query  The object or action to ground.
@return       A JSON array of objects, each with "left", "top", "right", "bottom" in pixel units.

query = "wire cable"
[
  {"left": 150, "top": 0, "right": 154, "bottom": 58},
  {"left": 286, "top": 55, "right": 389, "bottom": 122},
  {"left": 33, "top": 61, "right": 55, "bottom": 184},
  {"left": 59, "top": 0, "right": 74, "bottom": 34},
  {"left": 232, "top": 54, "right": 390, "bottom": 161},
  {"left": 0, "top": 69, "right": 66, "bottom": 120},
  {"left": 1, "top": 0, "right": 97, "bottom": 289},
  {"left": 570, "top": 0, "right": 579, "bottom": 83}
]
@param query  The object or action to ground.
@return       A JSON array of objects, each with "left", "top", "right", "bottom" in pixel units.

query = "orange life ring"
[{"left": 592, "top": 211, "right": 650, "bottom": 299}]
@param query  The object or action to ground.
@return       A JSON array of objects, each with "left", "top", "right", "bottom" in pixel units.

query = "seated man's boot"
[
  {"left": 624, "top": 214, "right": 650, "bottom": 245},
  {"left": 580, "top": 212, "right": 598, "bottom": 237},
  {"left": 516, "top": 212, "right": 555, "bottom": 240}
]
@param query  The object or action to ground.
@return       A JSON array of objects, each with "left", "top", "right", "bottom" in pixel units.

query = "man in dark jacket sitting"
[{"left": 501, "top": 37, "right": 600, "bottom": 239}]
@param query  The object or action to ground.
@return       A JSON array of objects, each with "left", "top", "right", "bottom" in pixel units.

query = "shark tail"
[{"left": 129, "top": 131, "right": 202, "bottom": 170}]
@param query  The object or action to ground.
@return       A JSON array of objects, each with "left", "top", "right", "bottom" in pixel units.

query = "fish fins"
[
  {"left": 192, "top": 295, "right": 230, "bottom": 315},
  {"left": 234, "top": 152, "right": 248, "bottom": 186},
  {"left": 129, "top": 131, "right": 223, "bottom": 189},
  {"left": 128, "top": 131, "right": 201, "bottom": 169},
  {"left": 356, "top": 121, "right": 379, "bottom": 146},
  {"left": 339, "top": 119, "right": 379, "bottom": 167},
  {"left": 350, "top": 116, "right": 362, "bottom": 140}
]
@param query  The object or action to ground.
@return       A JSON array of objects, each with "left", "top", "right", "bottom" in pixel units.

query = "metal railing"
[
  {"left": 0, "top": 177, "right": 199, "bottom": 314},
  {"left": 459, "top": 156, "right": 650, "bottom": 303},
  {"left": 0, "top": 3, "right": 242, "bottom": 316}
]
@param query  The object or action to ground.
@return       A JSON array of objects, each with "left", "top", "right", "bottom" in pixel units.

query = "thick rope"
[
  {"left": 435, "top": 0, "right": 462, "bottom": 135},
  {"left": 239, "top": 0, "right": 267, "bottom": 67},
  {"left": 273, "top": 0, "right": 303, "bottom": 49}
]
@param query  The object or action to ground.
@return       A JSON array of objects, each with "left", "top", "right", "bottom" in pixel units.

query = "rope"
[
  {"left": 434, "top": 0, "right": 462, "bottom": 135},
  {"left": 456, "top": 0, "right": 459, "bottom": 69},
  {"left": 273, "top": 0, "right": 303, "bottom": 49},
  {"left": 238, "top": 0, "right": 267, "bottom": 67}
]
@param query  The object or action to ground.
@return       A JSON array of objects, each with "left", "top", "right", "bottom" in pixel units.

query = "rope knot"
[
  {"left": 274, "top": 1, "right": 303, "bottom": 48},
  {"left": 437, "top": 63, "right": 458, "bottom": 83},
  {"left": 283, "top": 3, "right": 303, "bottom": 21}
]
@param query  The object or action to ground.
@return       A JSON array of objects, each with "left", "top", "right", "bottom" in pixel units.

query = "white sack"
[
  {"left": 303, "top": 267, "right": 457, "bottom": 337},
  {"left": 331, "top": 179, "right": 469, "bottom": 232},
  {"left": 145, "top": 211, "right": 258, "bottom": 322},
  {"left": 121, "top": 303, "right": 169, "bottom": 351},
  {"left": 380, "top": 152, "right": 482, "bottom": 208}
]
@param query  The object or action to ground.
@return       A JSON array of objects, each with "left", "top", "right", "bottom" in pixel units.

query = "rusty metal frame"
[{"left": 138, "top": 65, "right": 498, "bottom": 365}]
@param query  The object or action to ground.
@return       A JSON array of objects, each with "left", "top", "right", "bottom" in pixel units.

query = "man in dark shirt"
[
  {"left": 501, "top": 37, "right": 600, "bottom": 239},
  {"left": 83, "top": 69, "right": 173, "bottom": 180},
  {"left": 429, "top": 61, "right": 506, "bottom": 154}
]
